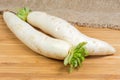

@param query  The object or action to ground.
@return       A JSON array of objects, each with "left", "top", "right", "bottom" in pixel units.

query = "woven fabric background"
[{"left": 1, "top": 0, "right": 120, "bottom": 29}]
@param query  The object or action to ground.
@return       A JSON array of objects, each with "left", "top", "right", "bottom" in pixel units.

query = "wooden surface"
[{"left": 0, "top": 14, "right": 120, "bottom": 80}]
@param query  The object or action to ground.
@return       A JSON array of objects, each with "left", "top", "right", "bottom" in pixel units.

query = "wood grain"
[{"left": 0, "top": 15, "right": 120, "bottom": 80}]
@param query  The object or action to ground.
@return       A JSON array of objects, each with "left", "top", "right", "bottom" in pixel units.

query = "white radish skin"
[
  {"left": 27, "top": 11, "right": 116, "bottom": 55},
  {"left": 3, "top": 11, "right": 71, "bottom": 60}
]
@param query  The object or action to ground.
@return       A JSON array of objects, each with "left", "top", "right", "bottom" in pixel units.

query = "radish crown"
[
  {"left": 64, "top": 42, "right": 88, "bottom": 73},
  {"left": 17, "top": 7, "right": 31, "bottom": 21}
]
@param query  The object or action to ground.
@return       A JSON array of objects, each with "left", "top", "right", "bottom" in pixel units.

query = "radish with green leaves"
[
  {"left": 21, "top": 10, "right": 116, "bottom": 55},
  {"left": 3, "top": 11, "right": 88, "bottom": 72}
]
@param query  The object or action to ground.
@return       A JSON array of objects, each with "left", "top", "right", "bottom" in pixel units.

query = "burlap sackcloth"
[{"left": 1, "top": 0, "right": 120, "bottom": 30}]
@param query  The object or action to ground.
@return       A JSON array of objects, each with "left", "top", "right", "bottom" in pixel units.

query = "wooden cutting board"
[{"left": 0, "top": 14, "right": 120, "bottom": 80}]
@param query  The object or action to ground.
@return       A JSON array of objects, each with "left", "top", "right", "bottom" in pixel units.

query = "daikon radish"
[
  {"left": 3, "top": 11, "right": 88, "bottom": 72},
  {"left": 26, "top": 11, "right": 116, "bottom": 55}
]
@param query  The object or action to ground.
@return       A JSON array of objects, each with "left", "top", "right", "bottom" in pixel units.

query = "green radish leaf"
[
  {"left": 64, "top": 42, "right": 88, "bottom": 73},
  {"left": 16, "top": 7, "right": 31, "bottom": 21}
]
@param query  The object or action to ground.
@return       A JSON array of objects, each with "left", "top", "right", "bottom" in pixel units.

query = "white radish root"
[
  {"left": 27, "top": 11, "right": 116, "bottom": 55},
  {"left": 4, "top": 11, "right": 89, "bottom": 72},
  {"left": 3, "top": 11, "right": 71, "bottom": 60}
]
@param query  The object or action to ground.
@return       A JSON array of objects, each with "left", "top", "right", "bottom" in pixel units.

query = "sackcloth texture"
[{"left": 1, "top": 0, "right": 120, "bottom": 30}]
